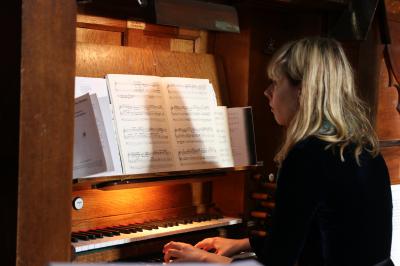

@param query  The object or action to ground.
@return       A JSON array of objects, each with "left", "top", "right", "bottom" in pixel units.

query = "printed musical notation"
[
  {"left": 127, "top": 149, "right": 172, "bottom": 163},
  {"left": 123, "top": 127, "right": 169, "bottom": 140},
  {"left": 107, "top": 75, "right": 175, "bottom": 174},
  {"left": 167, "top": 83, "right": 210, "bottom": 99},
  {"left": 174, "top": 127, "right": 214, "bottom": 140},
  {"left": 106, "top": 74, "right": 235, "bottom": 174},
  {"left": 177, "top": 147, "right": 218, "bottom": 167},
  {"left": 114, "top": 81, "right": 161, "bottom": 94}
]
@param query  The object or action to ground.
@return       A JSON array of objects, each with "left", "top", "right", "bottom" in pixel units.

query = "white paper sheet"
[
  {"left": 162, "top": 77, "right": 219, "bottom": 170},
  {"left": 213, "top": 106, "right": 234, "bottom": 168},
  {"left": 106, "top": 74, "right": 176, "bottom": 174},
  {"left": 227, "top": 107, "right": 257, "bottom": 166},
  {"left": 75, "top": 77, "right": 123, "bottom": 177},
  {"left": 73, "top": 94, "right": 107, "bottom": 178}
]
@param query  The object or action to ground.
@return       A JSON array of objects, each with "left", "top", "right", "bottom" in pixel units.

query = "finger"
[
  {"left": 164, "top": 249, "right": 182, "bottom": 262},
  {"left": 216, "top": 249, "right": 225, "bottom": 255},
  {"left": 194, "top": 238, "right": 213, "bottom": 249},
  {"left": 196, "top": 244, "right": 214, "bottom": 251},
  {"left": 163, "top": 241, "right": 183, "bottom": 253},
  {"left": 170, "top": 258, "right": 185, "bottom": 263}
]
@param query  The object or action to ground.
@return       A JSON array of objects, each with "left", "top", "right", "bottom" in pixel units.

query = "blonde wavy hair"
[{"left": 268, "top": 37, "right": 379, "bottom": 166}]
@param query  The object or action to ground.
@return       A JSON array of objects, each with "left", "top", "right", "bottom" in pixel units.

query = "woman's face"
[{"left": 264, "top": 75, "right": 301, "bottom": 126}]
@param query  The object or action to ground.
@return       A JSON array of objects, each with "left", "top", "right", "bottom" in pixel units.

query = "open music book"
[
  {"left": 106, "top": 74, "right": 233, "bottom": 174},
  {"left": 73, "top": 75, "right": 257, "bottom": 178}
]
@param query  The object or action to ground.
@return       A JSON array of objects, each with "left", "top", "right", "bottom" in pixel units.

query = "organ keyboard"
[{"left": 72, "top": 214, "right": 242, "bottom": 253}]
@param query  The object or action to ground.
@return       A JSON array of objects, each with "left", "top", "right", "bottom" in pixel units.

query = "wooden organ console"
[{"left": 71, "top": 23, "right": 259, "bottom": 260}]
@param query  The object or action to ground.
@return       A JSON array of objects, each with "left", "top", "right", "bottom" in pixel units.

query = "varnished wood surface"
[
  {"left": 77, "top": 28, "right": 123, "bottom": 45},
  {"left": 3, "top": 1, "right": 21, "bottom": 265},
  {"left": 377, "top": 3, "right": 400, "bottom": 186},
  {"left": 377, "top": 58, "right": 400, "bottom": 140},
  {"left": 386, "top": 0, "right": 400, "bottom": 17},
  {"left": 17, "top": 0, "right": 76, "bottom": 265},
  {"left": 213, "top": 27, "right": 250, "bottom": 107},
  {"left": 381, "top": 146, "right": 400, "bottom": 184},
  {"left": 212, "top": 172, "right": 247, "bottom": 217},
  {"left": 77, "top": 13, "right": 127, "bottom": 31},
  {"left": 72, "top": 184, "right": 195, "bottom": 231},
  {"left": 73, "top": 165, "right": 259, "bottom": 190}
]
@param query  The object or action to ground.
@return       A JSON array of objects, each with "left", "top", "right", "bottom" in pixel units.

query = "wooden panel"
[
  {"left": 195, "top": 30, "right": 212, "bottom": 53},
  {"left": 212, "top": 173, "right": 246, "bottom": 217},
  {"left": 214, "top": 28, "right": 250, "bottom": 107},
  {"left": 351, "top": 18, "right": 383, "bottom": 125},
  {"left": 18, "top": 0, "right": 76, "bottom": 265},
  {"left": 3, "top": 1, "right": 21, "bottom": 265},
  {"left": 381, "top": 146, "right": 400, "bottom": 184},
  {"left": 377, "top": 58, "right": 400, "bottom": 140},
  {"left": 76, "top": 42, "right": 227, "bottom": 105},
  {"left": 126, "top": 29, "right": 171, "bottom": 51},
  {"left": 386, "top": 0, "right": 400, "bottom": 16},
  {"left": 77, "top": 13, "right": 127, "bottom": 31},
  {"left": 171, "top": 39, "right": 195, "bottom": 52},
  {"left": 72, "top": 184, "right": 193, "bottom": 226},
  {"left": 77, "top": 28, "right": 122, "bottom": 45}
]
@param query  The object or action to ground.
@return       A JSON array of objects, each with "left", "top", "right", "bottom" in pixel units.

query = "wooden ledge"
[{"left": 73, "top": 163, "right": 263, "bottom": 191}]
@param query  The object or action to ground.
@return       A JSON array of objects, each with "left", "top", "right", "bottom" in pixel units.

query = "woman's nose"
[{"left": 264, "top": 84, "right": 273, "bottom": 101}]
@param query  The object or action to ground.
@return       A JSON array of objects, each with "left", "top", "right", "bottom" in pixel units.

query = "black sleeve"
[{"left": 249, "top": 145, "right": 324, "bottom": 266}]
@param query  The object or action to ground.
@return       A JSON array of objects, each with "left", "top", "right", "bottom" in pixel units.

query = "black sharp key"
[
  {"left": 83, "top": 231, "right": 103, "bottom": 238},
  {"left": 86, "top": 230, "right": 105, "bottom": 236},
  {"left": 71, "top": 233, "right": 90, "bottom": 241},
  {"left": 111, "top": 227, "right": 132, "bottom": 234},
  {"left": 144, "top": 223, "right": 159, "bottom": 230},
  {"left": 71, "top": 236, "right": 79, "bottom": 243},
  {"left": 142, "top": 225, "right": 154, "bottom": 230},
  {"left": 131, "top": 227, "right": 142, "bottom": 232},
  {"left": 77, "top": 231, "right": 97, "bottom": 239},
  {"left": 111, "top": 225, "right": 137, "bottom": 233},
  {"left": 127, "top": 225, "right": 142, "bottom": 232},
  {"left": 90, "top": 229, "right": 114, "bottom": 237},
  {"left": 99, "top": 229, "right": 120, "bottom": 236}
]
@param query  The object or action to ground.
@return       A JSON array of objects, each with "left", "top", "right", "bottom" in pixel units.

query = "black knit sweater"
[{"left": 250, "top": 137, "right": 393, "bottom": 266}]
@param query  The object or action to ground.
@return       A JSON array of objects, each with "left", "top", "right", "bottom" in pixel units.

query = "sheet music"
[
  {"left": 213, "top": 106, "right": 234, "bottom": 167},
  {"left": 162, "top": 77, "right": 219, "bottom": 170},
  {"left": 106, "top": 74, "right": 176, "bottom": 174},
  {"left": 73, "top": 94, "right": 107, "bottom": 178},
  {"left": 89, "top": 94, "right": 114, "bottom": 172},
  {"left": 75, "top": 77, "right": 123, "bottom": 177},
  {"left": 227, "top": 107, "right": 257, "bottom": 166},
  {"left": 391, "top": 184, "right": 400, "bottom": 266}
]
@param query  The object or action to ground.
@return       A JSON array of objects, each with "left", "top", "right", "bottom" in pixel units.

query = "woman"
[{"left": 163, "top": 37, "right": 393, "bottom": 266}]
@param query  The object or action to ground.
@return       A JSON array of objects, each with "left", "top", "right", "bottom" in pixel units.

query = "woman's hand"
[
  {"left": 194, "top": 237, "right": 251, "bottom": 257},
  {"left": 163, "top": 241, "right": 232, "bottom": 264}
]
